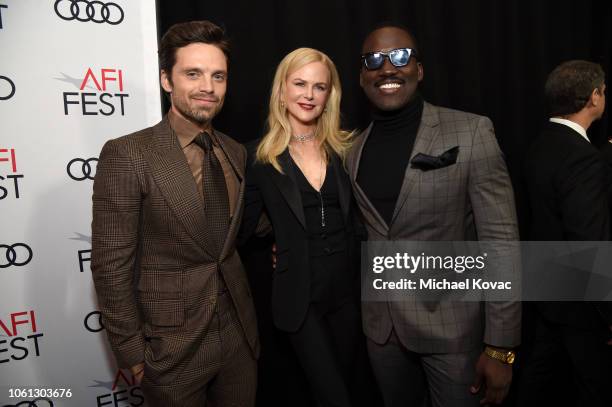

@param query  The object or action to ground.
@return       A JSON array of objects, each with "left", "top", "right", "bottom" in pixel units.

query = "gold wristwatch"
[{"left": 484, "top": 346, "right": 516, "bottom": 365}]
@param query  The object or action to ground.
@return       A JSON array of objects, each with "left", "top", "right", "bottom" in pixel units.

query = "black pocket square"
[{"left": 410, "top": 146, "right": 459, "bottom": 171}]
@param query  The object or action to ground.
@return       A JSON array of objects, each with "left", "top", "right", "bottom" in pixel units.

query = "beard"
[{"left": 172, "top": 92, "right": 224, "bottom": 124}]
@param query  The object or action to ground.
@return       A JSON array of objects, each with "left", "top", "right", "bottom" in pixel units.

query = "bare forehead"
[
  {"left": 288, "top": 61, "right": 330, "bottom": 82},
  {"left": 362, "top": 27, "right": 415, "bottom": 53}
]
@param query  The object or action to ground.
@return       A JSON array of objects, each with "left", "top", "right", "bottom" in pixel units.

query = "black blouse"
[{"left": 290, "top": 157, "right": 353, "bottom": 305}]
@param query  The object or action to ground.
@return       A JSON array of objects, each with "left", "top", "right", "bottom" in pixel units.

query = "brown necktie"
[{"left": 195, "top": 131, "right": 229, "bottom": 257}]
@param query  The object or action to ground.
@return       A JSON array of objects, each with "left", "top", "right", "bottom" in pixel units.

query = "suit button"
[{"left": 323, "top": 247, "right": 331, "bottom": 254}]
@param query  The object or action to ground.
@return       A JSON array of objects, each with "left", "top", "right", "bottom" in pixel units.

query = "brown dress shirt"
[{"left": 168, "top": 110, "right": 239, "bottom": 218}]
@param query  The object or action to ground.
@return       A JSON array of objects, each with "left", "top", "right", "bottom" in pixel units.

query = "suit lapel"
[
  {"left": 268, "top": 150, "right": 306, "bottom": 229},
  {"left": 348, "top": 123, "right": 389, "bottom": 236},
  {"left": 390, "top": 102, "right": 439, "bottom": 225},
  {"left": 145, "top": 118, "right": 215, "bottom": 257},
  {"left": 214, "top": 132, "right": 245, "bottom": 258},
  {"left": 330, "top": 153, "right": 350, "bottom": 225}
]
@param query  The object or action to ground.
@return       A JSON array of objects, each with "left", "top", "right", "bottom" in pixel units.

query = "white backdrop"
[{"left": 1, "top": 1, "right": 161, "bottom": 405}]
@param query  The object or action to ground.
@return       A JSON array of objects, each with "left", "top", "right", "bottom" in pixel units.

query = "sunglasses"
[{"left": 361, "top": 47, "right": 418, "bottom": 70}]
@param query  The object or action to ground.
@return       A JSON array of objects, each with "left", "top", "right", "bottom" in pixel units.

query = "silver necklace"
[
  {"left": 289, "top": 147, "right": 326, "bottom": 227},
  {"left": 317, "top": 158, "right": 326, "bottom": 228},
  {"left": 291, "top": 132, "right": 315, "bottom": 143}
]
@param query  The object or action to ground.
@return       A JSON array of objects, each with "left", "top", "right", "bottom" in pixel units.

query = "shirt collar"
[
  {"left": 168, "top": 109, "right": 219, "bottom": 149},
  {"left": 549, "top": 118, "right": 590, "bottom": 143}
]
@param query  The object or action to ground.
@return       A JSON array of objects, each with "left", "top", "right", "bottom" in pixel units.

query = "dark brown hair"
[
  {"left": 159, "top": 20, "right": 230, "bottom": 74},
  {"left": 545, "top": 60, "right": 605, "bottom": 116}
]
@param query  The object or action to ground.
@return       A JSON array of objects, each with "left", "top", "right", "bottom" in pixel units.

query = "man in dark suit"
[
  {"left": 91, "top": 21, "right": 258, "bottom": 407},
  {"left": 346, "top": 24, "right": 521, "bottom": 406},
  {"left": 519, "top": 60, "right": 611, "bottom": 406}
]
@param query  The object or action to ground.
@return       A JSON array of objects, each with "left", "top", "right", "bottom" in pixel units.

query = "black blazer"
[
  {"left": 239, "top": 142, "right": 366, "bottom": 332},
  {"left": 524, "top": 121, "right": 612, "bottom": 326},
  {"left": 526, "top": 122, "right": 610, "bottom": 241}
]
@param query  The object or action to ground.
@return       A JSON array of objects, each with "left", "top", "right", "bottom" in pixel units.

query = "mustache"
[{"left": 191, "top": 93, "right": 220, "bottom": 102}]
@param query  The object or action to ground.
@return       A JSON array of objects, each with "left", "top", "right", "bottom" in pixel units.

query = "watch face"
[{"left": 507, "top": 352, "right": 515, "bottom": 364}]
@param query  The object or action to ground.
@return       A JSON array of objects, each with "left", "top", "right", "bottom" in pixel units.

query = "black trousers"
[
  {"left": 287, "top": 300, "right": 371, "bottom": 407},
  {"left": 516, "top": 312, "right": 612, "bottom": 407}
]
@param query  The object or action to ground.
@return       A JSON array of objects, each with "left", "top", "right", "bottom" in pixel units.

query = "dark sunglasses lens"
[
  {"left": 390, "top": 49, "right": 410, "bottom": 67},
  {"left": 364, "top": 53, "right": 384, "bottom": 70}
]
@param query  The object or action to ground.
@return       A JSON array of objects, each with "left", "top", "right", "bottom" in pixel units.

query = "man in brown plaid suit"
[
  {"left": 348, "top": 24, "right": 521, "bottom": 406},
  {"left": 91, "top": 21, "right": 258, "bottom": 407}
]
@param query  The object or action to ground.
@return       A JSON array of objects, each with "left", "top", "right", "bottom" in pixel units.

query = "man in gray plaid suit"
[
  {"left": 347, "top": 24, "right": 521, "bottom": 406},
  {"left": 92, "top": 21, "right": 258, "bottom": 406}
]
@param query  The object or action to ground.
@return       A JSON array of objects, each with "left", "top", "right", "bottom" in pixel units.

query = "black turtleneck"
[{"left": 357, "top": 95, "right": 424, "bottom": 226}]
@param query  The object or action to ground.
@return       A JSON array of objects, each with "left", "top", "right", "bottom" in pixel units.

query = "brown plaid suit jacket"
[
  {"left": 91, "top": 116, "right": 259, "bottom": 382},
  {"left": 347, "top": 102, "right": 521, "bottom": 353}
]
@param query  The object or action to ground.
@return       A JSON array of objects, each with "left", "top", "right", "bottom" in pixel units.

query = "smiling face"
[
  {"left": 360, "top": 26, "right": 423, "bottom": 111},
  {"left": 281, "top": 61, "right": 331, "bottom": 133},
  {"left": 161, "top": 42, "right": 227, "bottom": 127}
]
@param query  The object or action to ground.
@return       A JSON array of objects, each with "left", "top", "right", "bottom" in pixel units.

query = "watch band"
[{"left": 484, "top": 346, "right": 516, "bottom": 365}]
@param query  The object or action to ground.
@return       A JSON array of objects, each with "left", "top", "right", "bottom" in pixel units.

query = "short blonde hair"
[{"left": 256, "top": 47, "right": 352, "bottom": 172}]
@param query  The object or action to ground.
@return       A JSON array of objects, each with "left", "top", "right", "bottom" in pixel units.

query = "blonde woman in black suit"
[{"left": 240, "top": 48, "right": 369, "bottom": 407}]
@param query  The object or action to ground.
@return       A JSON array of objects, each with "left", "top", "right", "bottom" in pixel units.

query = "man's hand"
[
  {"left": 130, "top": 362, "right": 145, "bottom": 385},
  {"left": 470, "top": 352, "right": 512, "bottom": 405}
]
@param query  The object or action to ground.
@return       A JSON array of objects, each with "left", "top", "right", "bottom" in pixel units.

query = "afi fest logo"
[
  {"left": 91, "top": 369, "right": 144, "bottom": 407},
  {"left": 0, "top": 148, "right": 24, "bottom": 200},
  {"left": 0, "top": 3, "right": 8, "bottom": 29},
  {"left": 0, "top": 76, "right": 15, "bottom": 101},
  {"left": 0, "top": 311, "right": 43, "bottom": 365},
  {"left": 70, "top": 232, "right": 91, "bottom": 272},
  {"left": 61, "top": 68, "right": 129, "bottom": 116},
  {"left": 54, "top": 0, "right": 124, "bottom": 25}
]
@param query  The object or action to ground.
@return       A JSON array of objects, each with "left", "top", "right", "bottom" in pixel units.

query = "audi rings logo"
[
  {"left": 0, "top": 76, "right": 16, "bottom": 101},
  {"left": 0, "top": 243, "right": 33, "bottom": 268},
  {"left": 67, "top": 158, "right": 98, "bottom": 181},
  {"left": 3, "top": 399, "right": 54, "bottom": 407},
  {"left": 54, "top": 0, "right": 124, "bottom": 25},
  {"left": 84, "top": 310, "right": 105, "bottom": 332}
]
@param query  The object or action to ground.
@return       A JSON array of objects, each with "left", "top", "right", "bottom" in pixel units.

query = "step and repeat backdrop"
[{"left": 1, "top": 1, "right": 161, "bottom": 406}]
